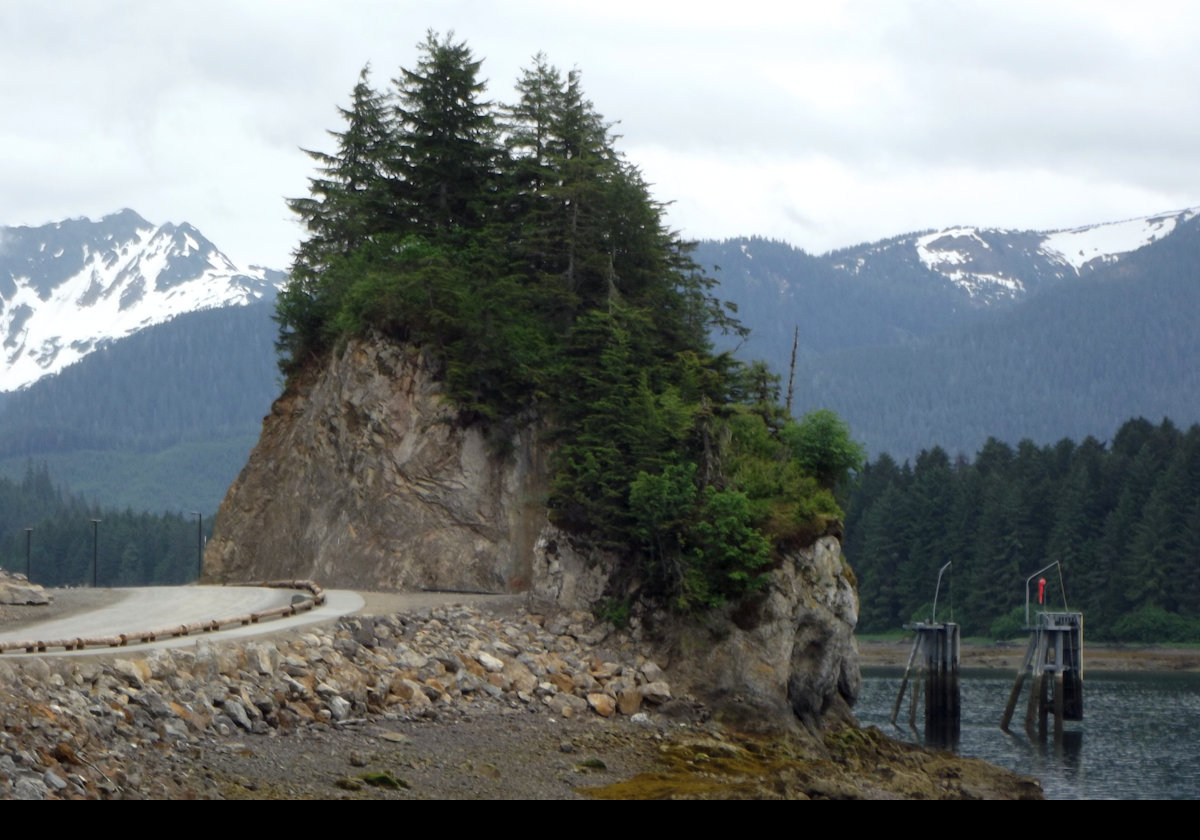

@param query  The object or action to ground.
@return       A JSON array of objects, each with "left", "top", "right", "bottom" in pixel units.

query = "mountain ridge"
[
  {"left": 817, "top": 205, "right": 1199, "bottom": 303},
  {"left": 0, "top": 209, "right": 283, "bottom": 392},
  {"left": 697, "top": 205, "right": 1200, "bottom": 459}
]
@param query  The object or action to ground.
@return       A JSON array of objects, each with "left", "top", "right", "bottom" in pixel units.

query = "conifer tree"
[
  {"left": 392, "top": 30, "right": 499, "bottom": 241},
  {"left": 278, "top": 66, "right": 397, "bottom": 368}
]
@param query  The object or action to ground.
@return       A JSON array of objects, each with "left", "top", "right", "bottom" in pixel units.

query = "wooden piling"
[
  {"left": 891, "top": 622, "right": 960, "bottom": 746},
  {"left": 1001, "top": 611, "right": 1083, "bottom": 739}
]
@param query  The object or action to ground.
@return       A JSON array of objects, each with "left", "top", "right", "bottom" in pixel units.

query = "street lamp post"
[
  {"left": 191, "top": 511, "right": 203, "bottom": 582},
  {"left": 90, "top": 518, "right": 101, "bottom": 588}
]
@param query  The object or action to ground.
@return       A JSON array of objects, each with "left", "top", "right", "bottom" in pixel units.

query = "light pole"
[
  {"left": 191, "top": 511, "right": 203, "bottom": 582},
  {"left": 24, "top": 527, "right": 32, "bottom": 581},
  {"left": 90, "top": 518, "right": 101, "bottom": 588}
]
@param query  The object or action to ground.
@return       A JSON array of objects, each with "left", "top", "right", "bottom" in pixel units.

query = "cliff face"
[
  {"left": 206, "top": 339, "right": 550, "bottom": 591},
  {"left": 207, "top": 336, "right": 859, "bottom": 725},
  {"left": 664, "top": 535, "right": 861, "bottom": 729}
]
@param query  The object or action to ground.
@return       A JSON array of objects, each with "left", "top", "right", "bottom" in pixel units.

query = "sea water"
[{"left": 856, "top": 668, "right": 1200, "bottom": 799}]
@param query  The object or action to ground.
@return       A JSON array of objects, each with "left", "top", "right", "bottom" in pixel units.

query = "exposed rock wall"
[
  {"left": 207, "top": 336, "right": 859, "bottom": 728},
  {"left": 206, "top": 339, "right": 550, "bottom": 592},
  {"left": 660, "top": 536, "right": 861, "bottom": 730}
]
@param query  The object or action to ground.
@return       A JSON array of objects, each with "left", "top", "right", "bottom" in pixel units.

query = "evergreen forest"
[
  {"left": 843, "top": 417, "right": 1200, "bottom": 641},
  {"left": 274, "top": 32, "right": 863, "bottom": 610},
  {"left": 0, "top": 463, "right": 210, "bottom": 587},
  {"left": 0, "top": 302, "right": 279, "bottom": 513}
]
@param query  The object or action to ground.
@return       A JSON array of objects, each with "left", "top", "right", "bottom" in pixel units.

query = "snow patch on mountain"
[
  {"left": 1040, "top": 208, "right": 1199, "bottom": 271},
  {"left": 902, "top": 207, "right": 1200, "bottom": 301},
  {"left": 913, "top": 228, "right": 1024, "bottom": 298},
  {"left": 0, "top": 210, "right": 283, "bottom": 392},
  {"left": 915, "top": 227, "right": 987, "bottom": 269}
]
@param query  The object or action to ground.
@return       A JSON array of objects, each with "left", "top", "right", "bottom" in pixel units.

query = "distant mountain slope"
[
  {"left": 0, "top": 302, "right": 279, "bottom": 455},
  {"left": 699, "top": 207, "right": 1200, "bottom": 460},
  {"left": 826, "top": 206, "right": 1198, "bottom": 305},
  {"left": 0, "top": 209, "right": 283, "bottom": 392},
  {"left": 0, "top": 301, "right": 280, "bottom": 512},
  {"left": 0, "top": 209, "right": 285, "bottom": 512},
  {"left": 697, "top": 237, "right": 984, "bottom": 363}
]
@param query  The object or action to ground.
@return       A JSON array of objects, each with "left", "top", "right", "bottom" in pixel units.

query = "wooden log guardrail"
[{"left": 0, "top": 580, "right": 325, "bottom": 655}]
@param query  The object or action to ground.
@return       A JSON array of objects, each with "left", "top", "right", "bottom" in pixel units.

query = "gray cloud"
[{"left": 2, "top": 0, "right": 1198, "bottom": 266}]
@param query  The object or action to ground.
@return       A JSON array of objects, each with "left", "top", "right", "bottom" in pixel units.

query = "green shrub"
[
  {"left": 989, "top": 606, "right": 1028, "bottom": 640},
  {"left": 1112, "top": 605, "right": 1200, "bottom": 643},
  {"left": 783, "top": 410, "right": 867, "bottom": 489}
]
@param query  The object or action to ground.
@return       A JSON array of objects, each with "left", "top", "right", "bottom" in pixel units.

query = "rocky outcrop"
[
  {"left": 207, "top": 340, "right": 550, "bottom": 592},
  {"left": 206, "top": 336, "right": 859, "bottom": 729},
  {"left": 658, "top": 536, "right": 860, "bottom": 730},
  {"left": 0, "top": 571, "right": 50, "bottom": 606}
]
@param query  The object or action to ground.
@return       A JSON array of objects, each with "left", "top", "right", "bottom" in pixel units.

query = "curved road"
[{"left": 0, "top": 586, "right": 365, "bottom": 658}]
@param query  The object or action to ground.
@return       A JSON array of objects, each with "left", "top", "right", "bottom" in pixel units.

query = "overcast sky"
[{"left": 3, "top": 0, "right": 1199, "bottom": 269}]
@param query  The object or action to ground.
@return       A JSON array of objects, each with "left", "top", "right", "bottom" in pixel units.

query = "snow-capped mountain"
[
  {"left": 0, "top": 209, "right": 284, "bottom": 392},
  {"left": 698, "top": 204, "right": 1200, "bottom": 460},
  {"left": 829, "top": 206, "right": 1200, "bottom": 304}
]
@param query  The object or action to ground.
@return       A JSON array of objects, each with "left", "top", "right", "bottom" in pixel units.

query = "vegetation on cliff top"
[{"left": 276, "top": 31, "right": 864, "bottom": 609}]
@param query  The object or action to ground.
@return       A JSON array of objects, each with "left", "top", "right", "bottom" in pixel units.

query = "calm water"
[{"left": 856, "top": 667, "right": 1200, "bottom": 799}]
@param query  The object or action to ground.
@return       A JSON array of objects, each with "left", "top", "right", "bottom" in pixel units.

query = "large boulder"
[{"left": 0, "top": 571, "right": 51, "bottom": 605}]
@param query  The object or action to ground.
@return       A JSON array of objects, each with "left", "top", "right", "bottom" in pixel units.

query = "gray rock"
[
  {"left": 160, "top": 719, "right": 190, "bottom": 741},
  {"left": 19, "top": 658, "right": 51, "bottom": 683},
  {"left": 640, "top": 661, "right": 666, "bottom": 684},
  {"left": 247, "top": 644, "right": 278, "bottom": 675},
  {"left": 13, "top": 776, "right": 46, "bottom": 800},
  {"left": 222, "top": 698, "right": 253, "bottom": 731},
  {"left": 490, "top": 640, "right": 519, "bottom": 657},
  {"left": 327, "top": 695, "right": 352, "bottom": 721},
  {"left": 394, "top": 644, "right": 430, "bottom": 670},
  {"left": 578, "top": 625, "right": 610, "bottom": 646},
  {"left": 477, "top": 652, "right": 504, "bottom": 673},
  {"left": 0, "top": 581, "right": 50, "bottom": 605},
  {"left": 111, "top": 658, "right": 148, "bottom": 687},
  {"left": 547, "top": 693, "right": 589, "bottom": 717},
  {"left": 640, "top": 682, "right": 672, "bottom": 704}
]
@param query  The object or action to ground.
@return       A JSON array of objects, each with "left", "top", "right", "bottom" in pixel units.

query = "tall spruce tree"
[
  {"left": 278, "top": 66, "right": 397, "bottom": 369},
  {"left": 392, "top": 30, "right": 499, "bottom": 242}
]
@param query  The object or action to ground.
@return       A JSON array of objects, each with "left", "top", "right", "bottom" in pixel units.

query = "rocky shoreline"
[{"left": 0, "top": 596, "right": 1042, "bottom": 799}]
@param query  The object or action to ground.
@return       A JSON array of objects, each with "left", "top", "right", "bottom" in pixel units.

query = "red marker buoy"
[{"left": 1038, "top": 577, "right": 1047, "bottom": 605}]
